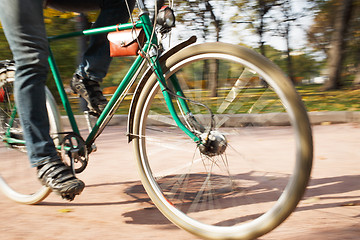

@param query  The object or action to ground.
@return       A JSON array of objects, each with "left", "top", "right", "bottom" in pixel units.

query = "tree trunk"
[
  {"left": 205, "top": 0, "right": 221, "bottom": 97},
  {"left": 259, "top": 17, "right": 266, "bottom": 57},
  {"left": 285, "top": 25, "right": 296, "bottom": 84},
  {"left": 208, "top": 59, "right": 219, "bottom": 97},
  {"left": 322, "top": 0, "right": 354, "bottom": 90},
  {"left": 286, "top": 49, "right": 295, "bottom": 84},
  {"left": 258, "top": 10, "right": 267, "bottom": 87}
]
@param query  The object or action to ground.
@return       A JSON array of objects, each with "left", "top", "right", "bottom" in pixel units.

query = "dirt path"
[{"left": 1, "top": 123, "right": 359, "bottom": 240}]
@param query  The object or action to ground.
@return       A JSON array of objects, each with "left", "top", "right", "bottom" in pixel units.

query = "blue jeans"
[{"left": 0, "top": 0, "right": 135, "bottom": 167}]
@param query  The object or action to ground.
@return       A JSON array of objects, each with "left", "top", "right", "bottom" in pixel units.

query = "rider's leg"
[
  {"left": 0, "top": 0, "right": 84, "bottom": 200},
  {"left": 0, "top": 0, "right": 57, "bottom": 167},
  {"left": 73, "top": 0, "right": 136, "bottom": 115}
]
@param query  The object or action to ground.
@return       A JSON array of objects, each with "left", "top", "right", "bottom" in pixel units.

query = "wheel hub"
[{"left": 199, "top": 131, "right": 227, "bottom": 156}]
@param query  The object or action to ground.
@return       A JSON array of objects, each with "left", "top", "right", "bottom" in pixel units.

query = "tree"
[
  {"left": 308, "top": 0, "right": 358, "bottom": 90},
  {"left": 323, "top": 0, "right": 354, "bottom": 90},
  {"left": 231, "top": 0, "right": 280, "bottom": 57}
]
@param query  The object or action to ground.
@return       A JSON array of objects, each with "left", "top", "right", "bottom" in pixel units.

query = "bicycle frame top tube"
[{"left": 47, "top": 2, "right": 200, "bottom": 148}]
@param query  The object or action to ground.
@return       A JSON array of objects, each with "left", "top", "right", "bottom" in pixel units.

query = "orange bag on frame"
[{"left": 107, "top": 28, "right": 145, "bottom": 57}]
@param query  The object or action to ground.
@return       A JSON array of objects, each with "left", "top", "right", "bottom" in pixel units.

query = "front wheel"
[
  {"left": 0, "top": 64, "right": 62, "bottom": 204},
  {"left": 133, "top": 43, "right": 313, "bottom": 239}
]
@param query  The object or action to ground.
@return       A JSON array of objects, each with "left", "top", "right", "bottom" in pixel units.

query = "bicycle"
[{"left": 0, "top": 1, "right": 313, "bottom": 239}]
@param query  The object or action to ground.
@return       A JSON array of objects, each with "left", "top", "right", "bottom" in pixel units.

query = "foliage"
[
  {"left": 43, "top": 9, "right": 78, "bottom": 100},
  {"left": 291, "top": 53, "right": 324, "bottom": 81}
]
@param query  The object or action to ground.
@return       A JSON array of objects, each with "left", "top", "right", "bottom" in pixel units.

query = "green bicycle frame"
[{"left": 47, "top": 11, "right": 200, "bottom": 149}]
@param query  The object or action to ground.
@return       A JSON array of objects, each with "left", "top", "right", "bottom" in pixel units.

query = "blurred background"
[{"left": 0, "top": 0, "right": 359, "bottom": 113}]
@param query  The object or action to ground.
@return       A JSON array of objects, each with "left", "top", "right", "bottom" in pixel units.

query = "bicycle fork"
[
  {"left": 149, "top": 52, "right": 229, "bottom": 157},
  {"left": 150, "top": 58, "right": 201, "bottom": 143},
  {"left": 154, "top": 68, "right": 228, "bottom": 157}
]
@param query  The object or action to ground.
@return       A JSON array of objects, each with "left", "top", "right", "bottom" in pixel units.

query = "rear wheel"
[
  {"left": 0, "top": 61, "right": 62, "bottom": 204},
  {"left": 133, "top": 43, "right": 313, "bottom": 239}
]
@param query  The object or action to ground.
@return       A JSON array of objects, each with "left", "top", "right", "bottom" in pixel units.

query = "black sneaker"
[
  {"left": 37, "top": 159, "right": 85, "bottom": 201},
  {"left": 70, "top": 74, "right": 108, "bottom": 116}
]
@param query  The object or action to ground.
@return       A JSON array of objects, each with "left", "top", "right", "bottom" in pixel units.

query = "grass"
[{"left": 296, "top": 84, "right": 360, "bottom": 112}]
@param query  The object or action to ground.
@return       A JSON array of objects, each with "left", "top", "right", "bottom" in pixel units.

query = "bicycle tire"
[
  {"left": 132, "top": 42, "right": 313, "bottom": 239},
  {"left": 0, "top": 71, "right": 62, "bottom": 204}
]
